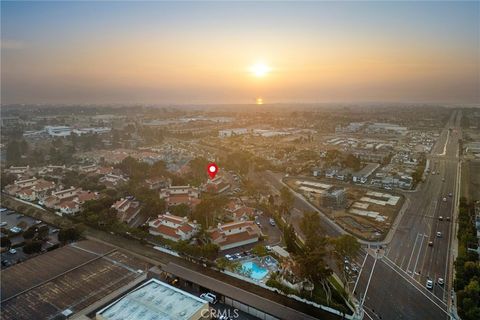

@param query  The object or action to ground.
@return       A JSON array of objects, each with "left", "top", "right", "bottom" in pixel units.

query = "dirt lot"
[{"left": 287, "top": 177, "right": 404, "bottom": 241}]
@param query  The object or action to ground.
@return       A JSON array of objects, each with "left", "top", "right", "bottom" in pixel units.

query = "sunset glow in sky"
[{"left": 1, "top": 1, "right": 479, "bottom": 105}]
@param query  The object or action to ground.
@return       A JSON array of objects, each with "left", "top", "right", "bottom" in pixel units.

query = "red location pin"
[{"left": 207, "top": 162, "right": 218, "bottom": 179}]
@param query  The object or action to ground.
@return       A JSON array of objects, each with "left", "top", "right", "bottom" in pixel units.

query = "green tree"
[
  {"left": 0, "top": 237, "right": 11, "bottom": 248},
  {"left": 168, "top": 203, "right": 190, "bottom": 217},
  {"left": 334, "top": 234, "right": 361, "bottom": 259},
  {"left": 300, "top": 211, "right": 322, "bottom": 241},
  {"left": 23, "top": 241, "right": 43, "bottom": 254},
  {"left": 58, "top": 227, "right": 81, "bottom": 243},
  {"left": 280, "top": 186, "right": 295, "bottom": 220},
  {"left": 6, "top": 140, "right": 21, "bottom": 164}
]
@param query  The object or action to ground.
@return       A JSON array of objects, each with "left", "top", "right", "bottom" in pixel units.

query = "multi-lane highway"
[
  {"left": 256, "top": 110, "right": 462, "bottom": 319},
  {"left": 354, "top": 110, "right": 462, "bottom": 320}
]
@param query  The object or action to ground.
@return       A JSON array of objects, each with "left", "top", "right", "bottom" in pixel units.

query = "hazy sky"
[{"left": 1, "top": 1, "right": 479, "bottom": 105}]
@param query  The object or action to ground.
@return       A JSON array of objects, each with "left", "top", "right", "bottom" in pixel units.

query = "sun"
[{"left": 249, "top": 62, "right": 271, "bottom": 77}]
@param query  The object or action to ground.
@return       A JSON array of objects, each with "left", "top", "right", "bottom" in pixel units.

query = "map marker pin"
[{"left": 207, "top": 163, "right": 218, "bottom": 179}]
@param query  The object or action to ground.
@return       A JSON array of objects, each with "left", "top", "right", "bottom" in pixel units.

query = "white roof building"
[{"left": 96, "top": 278, "right": 209, "bottom": 320}]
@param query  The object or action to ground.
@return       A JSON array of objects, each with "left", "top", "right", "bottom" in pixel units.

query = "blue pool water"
[{"left": 241, "top": 261, "right": 269, "bottom": 280}]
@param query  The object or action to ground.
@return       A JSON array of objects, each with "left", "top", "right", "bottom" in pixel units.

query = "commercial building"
[
  {"left": 96, "top": 278, "right": 209, "bottom": 320},
  {"left": 218, "top": 128, "right": 248, "bottom": 137},
  {"left": 352, "top": 163, "right": 380, "bottom": 184},
  {"left": 320, "top": 188, "right": 347, "bottom": 209}
]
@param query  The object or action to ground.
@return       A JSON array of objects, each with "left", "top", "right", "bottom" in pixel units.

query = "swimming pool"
[{"left": 241, "top": 261, "right": 269, "bottom": 280}]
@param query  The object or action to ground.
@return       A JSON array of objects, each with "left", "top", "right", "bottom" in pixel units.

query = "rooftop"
[{"left": 97, "top": 278, "right": 208, "bottom": 320}]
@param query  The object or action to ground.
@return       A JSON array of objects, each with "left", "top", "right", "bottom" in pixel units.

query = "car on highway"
[
  {"left": 436, "top": 231, "right": 442, "bottom": 238},
  {"left": 426, "top": 279, "right": 433, "bottom": 290},
  {"left": 438, "top": 278, "right": 444, "bottom": 286}
]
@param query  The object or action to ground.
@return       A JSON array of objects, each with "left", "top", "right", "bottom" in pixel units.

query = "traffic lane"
[
  {"left": 262, "top": 171, "right": 340, "bottom": 238},
  {"left": 356, "top": 255, "right": 448, "bottom": 320},
  {"left": 256, "top": 214, "right": 282, "bottom": 245},
  {"left": 418, "top": 160, "right": 455, "bottom": 278},
  {"left": 386, "top": 178, "right": 439, "bottom": 267}
]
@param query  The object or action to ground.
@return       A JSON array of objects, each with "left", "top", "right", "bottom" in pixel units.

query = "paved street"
[{"left": 354, "top": 110, "right": 462, "bottom": 319}]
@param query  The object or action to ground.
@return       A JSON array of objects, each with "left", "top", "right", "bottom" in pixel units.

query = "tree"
[
  {"left": 284, "top": 224, "right": 298, "bottom": 254},
  {"left": 23, "top": 241, "right": 43, "bottom": 254},
  {"left": 58, "top": 227, "right": 81, "bottom": 243},
  {"left": 343, "top": 153, "right": 361, "bottom": 171},
  {"left": 252, "top": 244, "right": 268, "bottom": 257},
  {"left": 0, "top": 237, "right": 11, "bottom": 248},
  {"left": 300, "top": 211, "right": 322, "bottom": 241},
  {"left": 296, "top": 244, "right": 332, "bottom": 304},
  {"left": 334, "top": 234, "right": 361, "bottom": 259},
  {"left": 201, "top": 243, "right": 219, "bottom": 260},
  {"left": 168, "top": 203, "right": 190, "bottom": 217},
  {"left": 280, "top": 186, "right": 295, "bottom": 220},
  {"left": 6, "top": 140, "right": 21, "bottom": 164}
]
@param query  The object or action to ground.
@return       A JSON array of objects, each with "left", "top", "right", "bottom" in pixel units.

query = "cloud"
[{"left": 1, "top": 40, "right": 26, "bottom": 50}]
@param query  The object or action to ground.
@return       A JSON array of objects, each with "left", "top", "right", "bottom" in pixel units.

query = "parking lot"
[{"left": 1, "top": 208, "right": 60, "bottom": 268}]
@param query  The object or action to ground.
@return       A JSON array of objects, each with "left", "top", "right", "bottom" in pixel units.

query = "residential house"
[
  {"left": 145, "top": 177, "right": 171, "bottom": 190},
  {"left": 203, "top": 176, "right": 230, "bottom": 194},
  {"left": 209, "top": 221, "right": 262, "bottom": 251},
  {"left": 159, "top": 185, "right": 201, "bottom": 208},
  {"left": 99, "top": 174, "right": 128, "bottom": 188},
  {"left": 148, "top": 213, "right": 199, "bottom": 242},
  {"left": 225, "top": 200, "right": 255, "bottom": 221},
  {"left": 111, "top": 198, "right": 142, "bottom": 224}
]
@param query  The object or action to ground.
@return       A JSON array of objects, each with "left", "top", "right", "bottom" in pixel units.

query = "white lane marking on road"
[
  {"left": 364, "top": 310, "right": 375, "bottom": 320},
  {"left": 361, "top": 253, "right": 379, "bottom": 307},
  {"left": 412, "top": 234, "right": 428, "bottom": 278},
  {"left": 406, "top": 233, "right": 420, "bottom": 273},
  {"left": 353, "top": 251, "right": 369, "bottom": 294},
  {"left": 400, "top": 255, "right": 406, "bottom": 269},
  {"left": 383, "top": 255, "right": 426, "bottom": 289},
  {"left": 380, "top": 258, "right": 449, "bottom": 314}
]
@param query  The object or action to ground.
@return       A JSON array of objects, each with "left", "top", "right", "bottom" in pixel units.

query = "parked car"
[
  {"left": 200, "top": 292, "right": 217, "bottom": 304},
  {"left": 438, "top": 278, "right": 444, "bottom": 286},
  {"left": 436, "top": 231, "right": 442, "bottom": 238},
  {"left": 269, "top": 218, "right": 276, "bottom": 226},
  {"left": 438, "top": 216, "right": 443, "bottom": 221}
]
